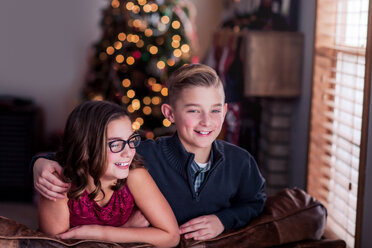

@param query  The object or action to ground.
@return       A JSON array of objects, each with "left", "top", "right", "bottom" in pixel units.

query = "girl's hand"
[
  {"left": 179, "top": 214, "right": 224, "bottom": 240},
  {"left": 34, "top": 158, "right": 70, "bottom": 201},
  {"left": 56, "top": 225, "right": 103, "bottom": 240}
]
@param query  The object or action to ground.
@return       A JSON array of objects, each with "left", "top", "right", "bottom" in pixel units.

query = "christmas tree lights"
[{"left": 82, "top": 0, "right": 198, "bottom": 138}]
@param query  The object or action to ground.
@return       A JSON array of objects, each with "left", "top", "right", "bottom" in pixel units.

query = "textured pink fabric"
[{"left": 68, "top": 185, "right": 134, "bottom": 227}]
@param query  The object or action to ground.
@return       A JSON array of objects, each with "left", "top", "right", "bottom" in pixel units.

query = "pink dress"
[{"left": 68, "top": 185, "right": 134, "bottom": 227}]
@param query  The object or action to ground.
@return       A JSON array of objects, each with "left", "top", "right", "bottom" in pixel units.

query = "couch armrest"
[{"left": 0, "top": 216, "right": 151, "bottom": 248}]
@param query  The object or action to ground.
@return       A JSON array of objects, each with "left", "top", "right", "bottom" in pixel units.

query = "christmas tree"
[{"left": 82, "top": 0, "right": 198, "bottom": 139}]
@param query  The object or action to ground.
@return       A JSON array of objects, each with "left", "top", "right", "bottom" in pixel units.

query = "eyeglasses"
[{"left": 108, "top": 134, "right": 141, "bottom": 153}]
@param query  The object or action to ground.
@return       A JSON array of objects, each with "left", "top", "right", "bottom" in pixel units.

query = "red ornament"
[
  {"left": 191, "top": 56, "right": 199, "bottom": 63},
  {"left": 133, "top": 50, "right": 141, "bottom": 60}
]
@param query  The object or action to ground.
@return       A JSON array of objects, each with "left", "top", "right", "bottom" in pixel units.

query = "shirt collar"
[{"left": 161, "top": 132, "right": 223, "bottom": 178}]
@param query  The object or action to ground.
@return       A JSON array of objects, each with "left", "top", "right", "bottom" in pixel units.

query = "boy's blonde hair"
[{"left": 166, "top": 64, "right": 224, "bottom": 106}]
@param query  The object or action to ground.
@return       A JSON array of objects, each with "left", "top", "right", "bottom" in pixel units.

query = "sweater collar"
[{"left": 160, "top": 132, "right": 224, "bottom": 179}]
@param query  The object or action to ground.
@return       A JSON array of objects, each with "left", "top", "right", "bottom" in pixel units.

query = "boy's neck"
[
  {"left": 194, "top": 152, "right": 210, "bottom": 163},
  {"left": 190, "top": 147, "right": 212, "bottom": 163},
  {"left": 177, "top": 137, "right": 213, "bottom": 163}
]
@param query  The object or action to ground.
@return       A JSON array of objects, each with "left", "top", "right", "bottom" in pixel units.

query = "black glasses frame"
[{"left": 107, "top": 134, "right": 141, "bottom": 153}]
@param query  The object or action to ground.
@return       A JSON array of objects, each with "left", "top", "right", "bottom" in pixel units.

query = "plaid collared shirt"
[{"left": 190, "top": 159, "right": 212, "bottom": 194}]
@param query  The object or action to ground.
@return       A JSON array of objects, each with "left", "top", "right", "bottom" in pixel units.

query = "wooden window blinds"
[{"left": 307, "top": 0, "right": 371, "bottom": 247}]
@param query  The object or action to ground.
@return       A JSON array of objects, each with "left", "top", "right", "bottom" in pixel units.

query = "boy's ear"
[
  {"left": 223, "top": 103, "right": 228, "bottom": 119},
  {"left": 161, "top": 103, "right": 175, "bottom": 123}
]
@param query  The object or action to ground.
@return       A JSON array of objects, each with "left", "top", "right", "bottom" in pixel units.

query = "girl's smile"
[
  {"left": 103, "top": 116, "right": 136, "bottom": 182},
  {"left": 114, "top": 162, "right": 130, "bottom": 169}
]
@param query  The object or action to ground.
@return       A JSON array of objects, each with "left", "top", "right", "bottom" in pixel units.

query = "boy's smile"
[
  {"left": 162, "top": 85, "right": 227, "bottom": 163},
  {"left": 195, "top": 131, "right": 212, "bottom": 135}
]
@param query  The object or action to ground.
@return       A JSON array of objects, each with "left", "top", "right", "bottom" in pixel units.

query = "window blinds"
[{"left": 307, "top": 0, "right": 370, "bottom": 247}]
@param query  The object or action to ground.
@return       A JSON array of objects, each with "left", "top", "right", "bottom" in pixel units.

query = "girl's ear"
[{"left": 161, "top": 103, "right": 175, "bottom": 123}]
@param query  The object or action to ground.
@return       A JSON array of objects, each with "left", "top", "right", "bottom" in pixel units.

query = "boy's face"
[{"left": 162, "top": 85, "right": 227, "bottom": 155}]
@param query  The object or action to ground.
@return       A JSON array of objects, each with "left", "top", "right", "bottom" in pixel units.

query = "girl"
[{"left": 38, "top": 101, "right": 179, "bottom": 247}]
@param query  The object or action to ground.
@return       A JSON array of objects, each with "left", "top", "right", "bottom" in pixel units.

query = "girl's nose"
[{"left": 120, "top": 144, "right": 134, "bottom": 157}]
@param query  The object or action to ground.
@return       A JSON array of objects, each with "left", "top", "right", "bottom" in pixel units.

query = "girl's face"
[{"left": 102, "top": 116, "right": 136, "bottom": 183}]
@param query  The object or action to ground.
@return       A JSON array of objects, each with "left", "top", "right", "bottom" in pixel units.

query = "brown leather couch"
[{"left": 0, "top": 188, "right": 346, "bottom": 248}]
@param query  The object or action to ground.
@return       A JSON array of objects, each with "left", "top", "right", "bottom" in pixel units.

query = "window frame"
[{"left": 307, "top": 1, "right": 372, "bottom": 247}]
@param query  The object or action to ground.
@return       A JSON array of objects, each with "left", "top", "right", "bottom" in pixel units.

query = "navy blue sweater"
[{"left": 137, "top": 133, "right": 266, "bottom": 231}]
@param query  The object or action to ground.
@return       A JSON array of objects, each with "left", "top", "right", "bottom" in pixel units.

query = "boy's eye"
[
  {"left": 212, "top": 109, "right": 221, "bottom": 113},
  {"left": 187, "top": 110, "right": 199, "bottom": 113}
]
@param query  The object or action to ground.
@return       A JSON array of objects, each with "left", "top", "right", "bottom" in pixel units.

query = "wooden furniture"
[{"left": 214, "top": 30, "right": 303, "bottom": 97}]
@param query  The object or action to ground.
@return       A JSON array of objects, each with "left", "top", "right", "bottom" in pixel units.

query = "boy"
[{"left": 33, "top": 64, "right": 266, "bottom": 241}]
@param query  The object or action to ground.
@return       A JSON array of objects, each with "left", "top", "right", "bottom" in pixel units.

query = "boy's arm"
[
  {"left": 214, "top": 155, "right": 266, "bottom": 231},
  {"left": 180, "top": 154, "right": 266, "bottom": 240},
  {"left": 33, "top": 154, "right": 70, "bottom": 200},
  {"left": 30, "top": 152, "right": 55, "bottom": 168}
]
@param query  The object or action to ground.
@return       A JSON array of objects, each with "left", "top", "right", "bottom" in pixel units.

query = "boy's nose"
[{"left": 200, "top": 113, "right": 211, "bottom": 126}]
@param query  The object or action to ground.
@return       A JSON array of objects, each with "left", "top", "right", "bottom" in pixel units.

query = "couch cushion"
[{"left": 0, "top": 188, "right": 330, "bottom": 247}]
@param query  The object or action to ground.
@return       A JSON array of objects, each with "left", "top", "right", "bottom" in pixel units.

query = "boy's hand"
[
  {"left": 179, "top": 214, "right": 224, "bottom": 240},
  {"left": 34, "top": 158, "right": 69, "bottom": 201},
  {"left": 121, "top": 209, "right": 150, "bottom": 228}
]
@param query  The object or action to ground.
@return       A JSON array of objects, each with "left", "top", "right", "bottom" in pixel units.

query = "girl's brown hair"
[{"left": 56, "top": 101, "right": 143, "bottom": 201}]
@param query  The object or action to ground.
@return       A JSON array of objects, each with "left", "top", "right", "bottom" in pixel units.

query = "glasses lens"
[
  {"left": 109, "top": 140, "right": 125, "bottom": 153},
  {"left": 128, "top": 135, "right": 141, "bottom": 148}
]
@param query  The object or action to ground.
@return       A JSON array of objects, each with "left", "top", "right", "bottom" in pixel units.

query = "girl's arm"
[
  {"left": 38, "top": 193, "right": 69, "bottom": 235},
  {"left": 125, "top": 168, "right": 180, "bottom": 246},
  {"left": 58, "top": 168, "right": 180, "bottom": 247}
]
